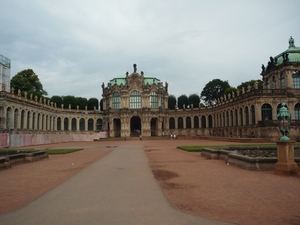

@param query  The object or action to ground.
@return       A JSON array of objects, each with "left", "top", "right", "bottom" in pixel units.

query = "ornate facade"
[{"left": 0, "top": 37, "right": 300, "bottom": 147}]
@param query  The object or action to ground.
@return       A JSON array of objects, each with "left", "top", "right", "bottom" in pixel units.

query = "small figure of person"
[
  {"left": 139, "top": 135, "right": 142, "bottom": 141},
  {"left": 173, "top": 134, "right": 176, "bottom": 139},
  {"left": 124, "top": 135, "right": 126, "bottom": 141},
  {"left": 170, "top": 134, "right": 173, "bottom": 139}
]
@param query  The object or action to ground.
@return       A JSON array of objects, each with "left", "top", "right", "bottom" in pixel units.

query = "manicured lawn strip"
[
  {"left": 0, "top": 148, "right": 83, "bottom": 155},
  {"left": 45, "top": 148, "right": 83, "bottom": 154},
  {"left": 177, "top": 146, "right": 225, "bottom": 152},
  {"left": 177, "top": 143, "right": 299, "bottom": 152}
]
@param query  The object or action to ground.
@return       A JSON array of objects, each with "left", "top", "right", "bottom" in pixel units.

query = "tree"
[
  {"left": 224, "top": 87, "right": 237, "bottom": 97},
  {"left": 100, "top": 99, "right": 103, "bottom": 111},
  {"left": 177, "top": 94, "right": 188, "bottom": 109},
  {"left": 188, "top": 94, "right": 200, "bottom": 108},
  {"left": 237, "top": 80, "right": 263, "bottom": 91},
  {"left": 200, "top": 79, "right": 230, "bottom": 105},
  {"left": 10, "top": 69, "right": 48, "bottom": 97},
  {"left": 88, "top": 98, "right": 99, "bottom": 110},
  {"left": 63, "top": 95, "right": 77, "bottom": 109},
  {"left": 50, "top": 95, "right": 63, "bottom": 107},
  {"left": 76, "top": 97, "right": 88, "bottom": 110},
  {"left": 168, "top": 95, "right": 176, "bottom": 110}
]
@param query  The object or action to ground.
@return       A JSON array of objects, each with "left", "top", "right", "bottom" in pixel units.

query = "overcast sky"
[{"left": 1, "top": 0, "right": 300, "bottom": 100}]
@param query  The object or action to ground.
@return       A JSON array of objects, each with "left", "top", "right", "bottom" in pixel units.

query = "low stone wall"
[
  {"left": 0, "top": 151, "right": 48, "bottom": 170},
  {"left": 201, "top": 147, "right": 300, "bottom": 171},
  {"left": 0, "top": 132, "right": 102, "bottom": 148}
]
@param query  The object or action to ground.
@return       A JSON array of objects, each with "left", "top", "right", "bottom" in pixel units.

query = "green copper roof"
[
  {"left": 109, "top": 75, "right": 161, "bottom": 86},
  {"left": 275, "top": 36, "right": 300, "bottom": 65}
]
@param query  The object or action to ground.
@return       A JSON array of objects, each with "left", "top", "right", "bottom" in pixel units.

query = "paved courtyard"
[{"left": 0, "top": 138, "right": 299, "bottom": 225}]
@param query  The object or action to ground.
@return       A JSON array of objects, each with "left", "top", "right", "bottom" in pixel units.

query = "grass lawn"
[
  {"left": 177, "top": 143, "right": 284, "bottom": 152},
  {"left": 0, "top": 148, "right": 83, "bottom": 155}
]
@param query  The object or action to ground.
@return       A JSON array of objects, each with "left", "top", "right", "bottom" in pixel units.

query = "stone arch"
[
  {"left": 150, "top": 117, "right": 158, "bottom": 136},
  {"left": 130, "top": 116, "right": 141, "bottom": 136}
]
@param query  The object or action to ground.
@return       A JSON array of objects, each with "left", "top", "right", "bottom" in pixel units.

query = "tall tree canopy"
[
  {"left": 63, "top": 95, "right": 77, "bottom": 109},
  {"left": 10, "top": 69, "right": 48, "bottom": 97},
  {"left": 188, "top": 94, "right": 200, "bottom": 108},
  {"left": 50, "top": 95, "right": 63, "bottom": 107},
  {"left": 200, "top": 79, "right": 230, "bottom": 105},
  {"left": 168, "top": 95, "right": 176, "bottom": 110},
  {"left": 76, "top": 97, "right": 88, "bottom": 110},
  {"left": 237, "top": 79, "right": 263, "bottom": 91},
  {"left": 177, "top": 94, "right": 188, "bottom": 109},
  {"left": 88, "top": 98, "right": 99, "bottom": 110}
]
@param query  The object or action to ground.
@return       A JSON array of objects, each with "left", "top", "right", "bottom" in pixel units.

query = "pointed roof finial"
[{"left": 289, "top": 36, "right": 295, "bottom": 48}]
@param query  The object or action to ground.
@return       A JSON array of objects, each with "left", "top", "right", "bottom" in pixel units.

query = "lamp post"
[
  {"left": 276, "top": 102, "right": 291, "bottom": 141},
  {"left": 274, "top": 102, "right": 299, "bottom": 176}
]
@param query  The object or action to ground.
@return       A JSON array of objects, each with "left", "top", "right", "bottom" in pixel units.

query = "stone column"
[{"left": 275, "top": 141, "right": 299, "bottom": 176}]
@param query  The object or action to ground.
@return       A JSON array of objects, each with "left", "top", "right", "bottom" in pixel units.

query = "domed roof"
[
  {"left": 262, "top": 37, "right": 300, "bottom": 73},
  {"left": 275, "top": 36, "right": 300, "bottom": 65}
]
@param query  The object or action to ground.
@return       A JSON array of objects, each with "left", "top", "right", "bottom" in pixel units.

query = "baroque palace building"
[{"left": 0, "top": 37, "right": 300, "bottom": 147}]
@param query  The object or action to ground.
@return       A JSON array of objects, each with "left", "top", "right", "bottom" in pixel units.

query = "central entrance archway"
[
  {"left": 151, "top": 117, "right": 158, "bottom": 136},
  {"left": 130, "top": 116, "right": 141, "bottom": 137}
]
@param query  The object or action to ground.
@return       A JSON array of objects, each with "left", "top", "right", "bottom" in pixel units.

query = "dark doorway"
[
  {"left": 130, "top": 116, "right": 141, "bottom": 137},
  {"left": 151, "top": 117, "right": 158, "bottom": 136},
  {"left": 114, "top": 118, "right": 121, "bottom": 137}
]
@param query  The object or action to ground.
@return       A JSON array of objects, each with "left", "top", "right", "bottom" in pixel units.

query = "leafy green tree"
[
  {"left": 100, "top": 99, "right": 103, "bottom": 111},
  {"left": 50, "top": 95, "right": 63, "bottom": 107},
  {"left": 63, "top": 95, "right": 77, "bottom": 109},
  {"left": 168, "top": 95, "right": 176, "bottom": 110},
  {"left": 76, "top": 97, "right": 88, "bottom": 110},
  {"left": 224, "top": 87, "right": 237, "bottom": 97},
  {"left": 177, "top": 94, "right": 188, "bottom": 109},
  {"left": 88, "top": 98, "right": 99, "bottom": 110},
  {"left": 188, "top": 94, "right": 200, "bottom": 108},
  {"left": 10, "top": 69, "right": 48, "bottom": 96},
  {"left": 237, "top": 80, "right": 263, "bottom": 91},
  {"left": 200, "top": 79, "right": 230, "bottom": 105}
]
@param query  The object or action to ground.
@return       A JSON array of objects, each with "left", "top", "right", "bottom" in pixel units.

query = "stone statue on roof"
[
  {"left": 133, "top": 64, "right": 137, "bottom": 73},
  {"left": 289, "top": 36, "right": 295, "bottom": 48}
]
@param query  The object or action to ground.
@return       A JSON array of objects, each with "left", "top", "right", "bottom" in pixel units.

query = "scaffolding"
[{"left": 0, "top": 54, "right": 11, "bottom": 92}]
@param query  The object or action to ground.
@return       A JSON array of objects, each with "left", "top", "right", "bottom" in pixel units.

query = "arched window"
[
  {"left": 193, "top": 116, "right": 199, "bottom": 128},
  {"left": 57, "top": 117, "right": 62, "bottom": 131},
  {"left": 239, "top": 108, "right": 243, "bottom": 126},
  {"left": 266, "top": 78, "right": 270, "bottom": 89},
  {"left": 21, "top": 110, "right": 25, "bottom": 129},
  {"left": 186, "top": 116, "right": 191, "bottom": 128},
  {"left": 292, "top": 71, "right": 300, "bottom": 89},
  {"left": 150, "top": 92, "right": 158, "bottom": 108},
  {"left": 201, "top": 116, "right": 206, "bottom": 128},
  {"left": 71, "top": 118, "right": 76, "bottom": 131},
  {"left": 88, "top": 118, "right": 94, "bottom": 131},
  {"left": 280, "top": 72, "right": 285, "bottom": 89},
  {"left": 161, "top": 95, "right": 165, "bottom": 109},
  {"left": 112, "top": 92, "right": 121, "bottom": 109},
  {"left": 96, "top": 119, "right": 102, "bottom": 131},
  {"left": 245, "top": 106, "right": 249, "bottom": 125},
  {"left": 251, "top": 105, "right": 255, "bottom": 125},
  {"left": 178, "top": 117, "right": 183, "bottom": 129},
  {"left": 169, "top": 117, "right": 175, "bottom": 129},
  {"left": 64, "top": 118, "right": 68, "bottom": 131},
  {"left": 79, "top": 118, "right": 85, "bottom": 131},
  {"left": 130, "top": 91, "right": 141, "bottom": 109},
  {"left": 273, "top": 76, "right": 277, "bottom": 89},
  {"left": 261, "top": 104, "right": 272, "bottom": 120},
  {"left": 208, "top": 115, "right": 213, "bottom": 128},
  {"left": 295, "top": 103, "right": 300, "bottom": 120}
]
